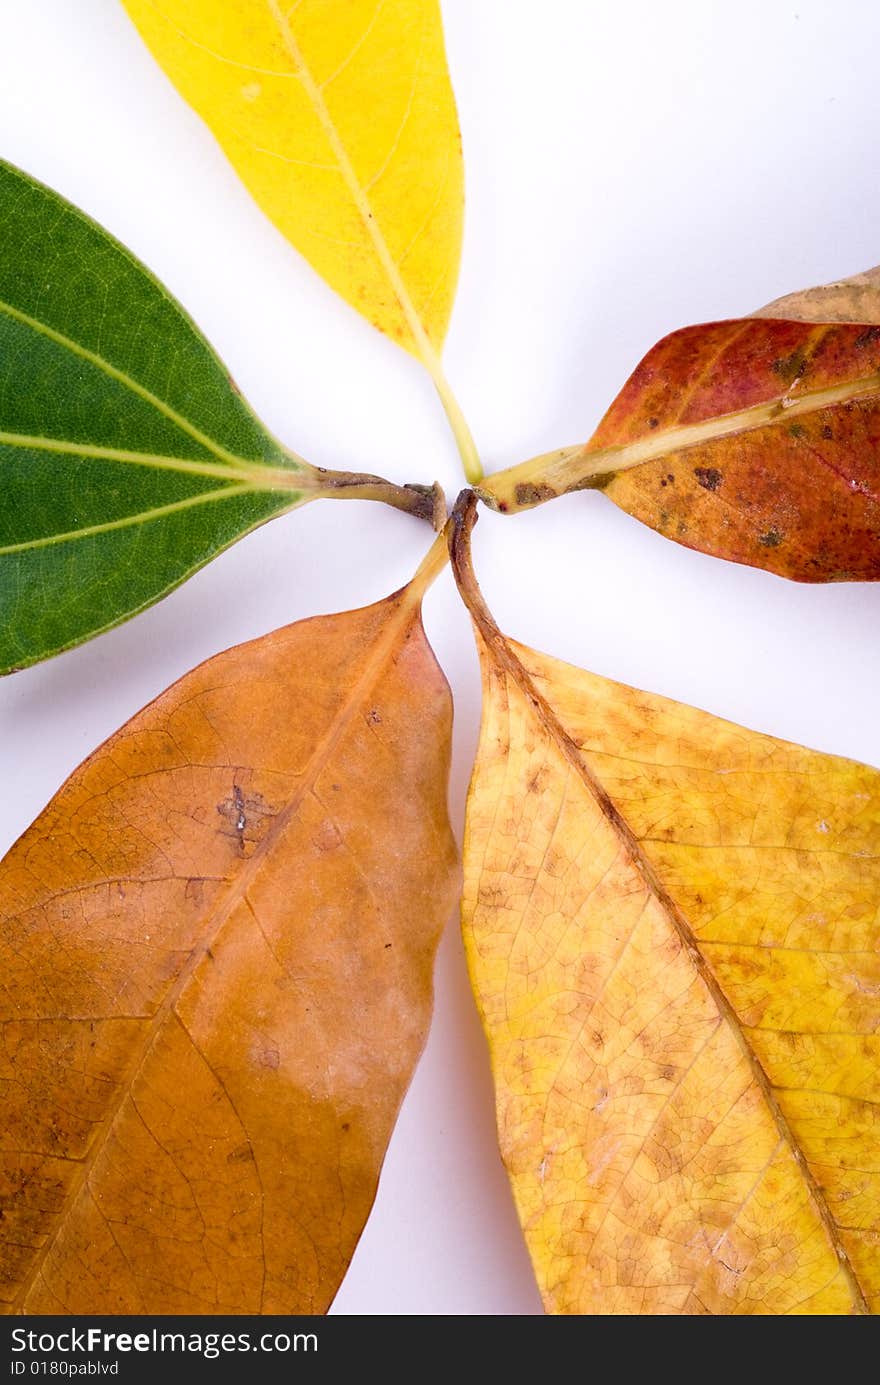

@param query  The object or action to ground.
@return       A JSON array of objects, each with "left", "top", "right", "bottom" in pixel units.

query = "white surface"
[{"left": 1, "top": 0, "right": 880, "bottom": 1316}]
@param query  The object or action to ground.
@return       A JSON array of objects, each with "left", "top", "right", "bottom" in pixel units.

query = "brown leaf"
[
  {"left": 481, "top": 283, "right": 880, "bottom": 581},
  {"left": 754, "top": 265, "right": 880, "bottom": 324},
  {"left": 0, "top": 541, "right": 458, "bottom": 1315},
  {"left": 452, "top": 494, "right": 880, "bottom": 1315}
]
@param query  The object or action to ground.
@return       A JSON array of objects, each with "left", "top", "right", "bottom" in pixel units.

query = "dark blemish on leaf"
[
  {"left": 514, "top": 482, "right": 556, "bottom": 507},
  {"left": 658, "top": 509, "right": 670, "bottom": 527},
  {"left": 788, "top": 422, "right": 806, "bottom": 438},
  {"left": 667, "top": 474, "right": 675, "bottom": 483},
  {"left": 660, "top": 1065, "right": 676, "bottom": 1082},
  {"left": 677, "top": 520, "right": 688, "bottom": 535},
  {"left": 571, "top": 471, "right": 614, "bottom": 492},
  {"left": 758, "top": 529, "right": 784, "bottom": 547},
  {"left": 217, "top": 785, "right": 275, "bottom": 852},
  {"left": 384, "top": 942, "right": 392, "bottom": 949},
  {"left": 648, "top": 416, "right": 659, "bottom": 429},
  {"left": 227, "top": 1143, "right": 255, "bottom": 1164},
  {"left": 855, "top": 325, "right": 880, "bottom": 348},
  {"left": 341, "top": 1122, "right": 351, "bottom": 1132},
  {"left": 331, "top": 783, "right": 341, "bottom": 792},
  {"left": 219, "top": 783, "right": 247, "bottom": 853},
  {"left": 694, "top": 467, "right": 722, "bottom": 491},
  {"left": 498, "top": 501, "right": 509, "bottom": 513},
  {"left": 368, "top": 708, "right": 382, "bottom": 725},
  {"left": 771, "top": 349, "right": 807, "bottom": 380},
  {"left": 821, "top": 425, "right": 834, "bottom": 440}
]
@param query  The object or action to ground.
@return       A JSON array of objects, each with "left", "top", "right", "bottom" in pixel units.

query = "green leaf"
[{"left": 0, "top": 159, "right": 313, "bottom": 673}]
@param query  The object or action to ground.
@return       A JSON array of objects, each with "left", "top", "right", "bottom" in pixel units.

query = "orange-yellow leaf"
[
  {"left": 0, "top": 543, "right": 457, "bottom": 1315},
  {"left": 453, "top": 496, "right": 880, "bottom": 1315}
]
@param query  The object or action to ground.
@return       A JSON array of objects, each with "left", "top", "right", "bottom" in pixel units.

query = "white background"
[{"left": 2, "top": 0, "right": 880, "bottom": 1316}]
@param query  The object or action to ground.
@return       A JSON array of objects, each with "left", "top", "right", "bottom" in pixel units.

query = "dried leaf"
[
  {"left": 481, "top": 304, "right": 880, "bottom": 581},
  {"left": 119, "top": 0, "right": 480, "bottom": 479},
  {"left": 453, "top": 495, "right": 880, "bottom": 1315},
  {"left": 0, "top": 538, "right": 458, "bottom": 1314},
  {"left": 754, "top": 265, "right": 880, "bottom": 324}
]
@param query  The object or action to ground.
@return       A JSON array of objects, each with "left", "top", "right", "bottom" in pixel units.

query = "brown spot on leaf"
[
  {"left": 694, "top": 467, "right": 723, "bottom": 491},
  {"left": 758, "top": 529, "right": 784, "bottom": 548},
  {"left": 515, "top": 482, "right": 556, "bottom": 507},
  {"left": 772, "top": 349, "right": 807, "bottom": 380},
  {"left": 227, "top": 1143, "right": 255, "bottom": 1164},
  {"left": 217, "top": 785, "right": 276, "bottom": 853}
]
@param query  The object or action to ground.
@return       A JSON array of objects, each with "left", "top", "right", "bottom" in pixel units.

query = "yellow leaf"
[
  {"left": 120, "top": 0, "right": 480, "bottom": 479},
  {"left": 452, "top": 495, "right": 880, "bottom": 1315}
]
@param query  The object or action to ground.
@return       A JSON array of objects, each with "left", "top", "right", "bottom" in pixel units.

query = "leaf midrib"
[
  {"left": 11, "top": 584, "right": 423, "bottom": 1313},
  {"left": 0, "top": 296, "right": 254, "bottom": 465},
  {"left": 0, "top": 431, "right": 303, "bottom": 491},
  {"left": 594, "top": 365, "right": 880, "bottom": 485},
  {"left": 479, "top": 624, "right": 869, "bottom": 1314},
  {"left": 265, "top": 0, "right": 439, "bottom": 369},
  {"left": 0, "top": 292, "right": 310, "bottom": 487},
  {"left": 484, "top": 362, "right": 880, "bottom": 505}
]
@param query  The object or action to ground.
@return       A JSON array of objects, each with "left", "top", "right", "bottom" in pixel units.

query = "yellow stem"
[
  {"left": 430, "top": 360, "right": 483, "bottom": 484},
  {"left": 407, "top": 522, "right": 452, "bottom": 602}
]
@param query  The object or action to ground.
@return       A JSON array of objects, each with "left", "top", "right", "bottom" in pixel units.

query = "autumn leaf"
[
  {"left": 0, "top": 159, "right": 437, "bottom": 674},
  {"left": 452, "top": 493, "right": 880, "bottom": 1315},
  {"left": 754, "top": 265, "right": 880, "bottom": 324},
  {"left": 479, "top": 277, "right": 880, "bottom": 581},
  {"left": 120, "top": 0, "right": 480, "bottom": 481},
  {"left": 0, "top": 535, "right": 458, "bottom": 1314}
]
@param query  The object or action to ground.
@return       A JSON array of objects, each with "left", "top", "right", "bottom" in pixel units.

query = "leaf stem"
[
  {"left": 448, "top": 488, "right": 495, "bottom": 634},
  {"left": 429, "top": 358, "right": 483, "bottom": 484},
  {"left": 307, "top": 467, "right": 446, "bottom": 529},
  {"left": 408, "top": 522, "right": 453, "bottom": 602},
  {"left": 476, "top": 445, "right": 586, "bottom": 513}
]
